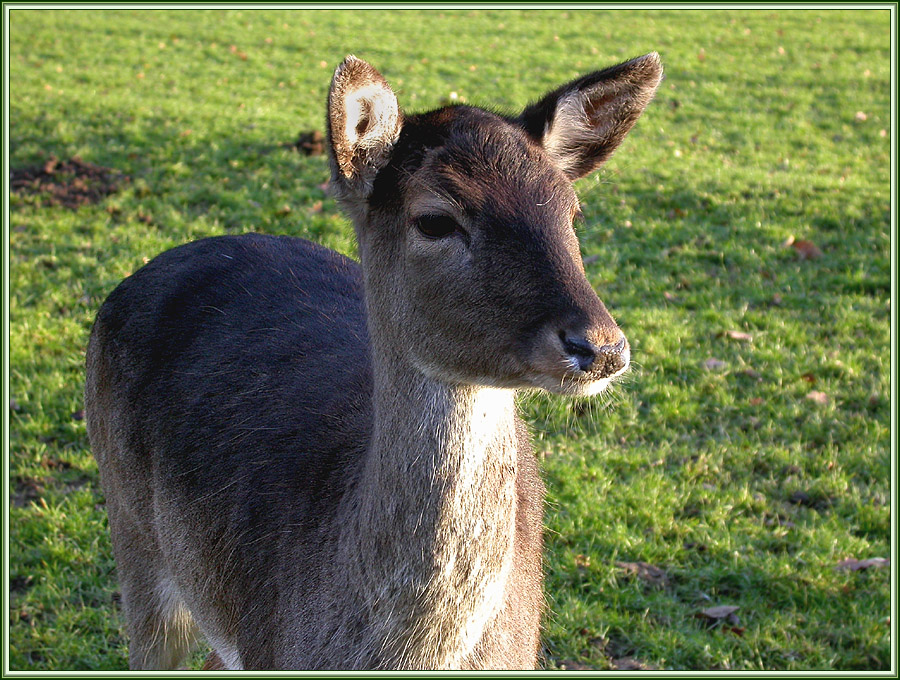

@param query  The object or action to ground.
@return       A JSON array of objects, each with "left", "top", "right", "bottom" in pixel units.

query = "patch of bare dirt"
[
  {"left": 10, "top": 155, "right": 129, "bottom": 209},
  {"left": 294, "top": 129, "right": 325, "bottom": 156},
  {"left": 12, "top": 477, "right": 44, "bottom": 508}
]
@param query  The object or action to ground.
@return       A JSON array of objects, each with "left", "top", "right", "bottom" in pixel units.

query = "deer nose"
[{"left": 559, "top": 330, "right": 628, "bottom": 377}]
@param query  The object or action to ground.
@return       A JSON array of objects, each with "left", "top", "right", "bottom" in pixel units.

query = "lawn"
[{"left": 6, "top": 7, "right": 894, "bottom": 671}]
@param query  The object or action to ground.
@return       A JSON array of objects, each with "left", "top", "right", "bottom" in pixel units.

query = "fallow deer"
[{"left": 85, "top": 53, "right": 662, "bottom": 670}]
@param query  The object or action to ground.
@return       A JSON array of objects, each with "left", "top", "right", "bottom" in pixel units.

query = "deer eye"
[{"left": 415, "top": 215, "right": 460, "bottom": 239}]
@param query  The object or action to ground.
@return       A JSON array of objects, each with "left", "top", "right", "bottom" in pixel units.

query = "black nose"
[{"left": 560, "top": 331, "right": 627, "bottom": 376}]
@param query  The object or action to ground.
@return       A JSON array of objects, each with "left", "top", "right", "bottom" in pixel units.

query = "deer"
[{"left": 84, "top": 52, "right": 662, "bottom": 670}]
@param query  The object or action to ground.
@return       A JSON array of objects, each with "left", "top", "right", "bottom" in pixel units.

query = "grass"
[{"left": 6, "top": 7, "right": 894, "bottom": 672}]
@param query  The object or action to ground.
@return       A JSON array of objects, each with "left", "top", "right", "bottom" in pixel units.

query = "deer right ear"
[
  {"left": 518, "top": 53, "right": 663, "bottom": 180},
  {"left": 327, "top": 56, "right": 402, "bottom": 198}
]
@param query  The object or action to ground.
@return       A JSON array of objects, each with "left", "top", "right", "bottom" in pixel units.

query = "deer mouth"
[
  {"left": 528, "top": 367, "right": 626, "bottom": 397},
  {"left": 523, "top": 329, "right": 630, "bottom": 396}
]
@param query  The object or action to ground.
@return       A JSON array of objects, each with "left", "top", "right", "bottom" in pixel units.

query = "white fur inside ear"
[
  {"left": 542, "top": 88, "right": 615, "bottom": 177},
  {"left": 344, "top": 83, "right": 400, "bottom": 154}
]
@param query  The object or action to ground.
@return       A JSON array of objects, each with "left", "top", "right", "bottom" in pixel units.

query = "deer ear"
[
  {"left": 518, "top": 53, "right": 663, "bottom": 180},
  {"left": 327, "top": 56, "right": 402, "bottom": 196}
]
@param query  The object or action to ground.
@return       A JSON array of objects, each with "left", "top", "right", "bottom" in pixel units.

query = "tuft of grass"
[{"left": 8, "top": 8, "right": 892, "bottom": 671}]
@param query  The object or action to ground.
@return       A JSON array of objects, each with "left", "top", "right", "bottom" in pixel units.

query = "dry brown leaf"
[
  {"left": 698, "top": 604, "right": 740, "bottom": 620},
  {"left": 835, "top": 557, "right": 889, "bottom": 572},
  {"left": 791, "top": 239, "right": 823, "bottom": 260},
  {"left": 725, "top": 330, "right": 753, "bottom": 342},
  {"left": 749, "top": 397, "right": 764, "bottom": 406},
  {"left": 806, "top": 390, "right": 829, "bottom": 404},
  {"left": 616, "top": 561, "right": 668, "bottom": 587}
]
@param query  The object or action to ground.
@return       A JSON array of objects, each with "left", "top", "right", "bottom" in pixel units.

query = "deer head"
[{"left": 327, "top": 54, "right": 662, "bottom": 396}]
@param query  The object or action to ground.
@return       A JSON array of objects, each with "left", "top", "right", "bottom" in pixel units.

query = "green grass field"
[{"left": 7, "top": 8, "right": 894, "bottom": 671}]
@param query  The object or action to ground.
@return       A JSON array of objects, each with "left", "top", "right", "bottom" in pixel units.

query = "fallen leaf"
[
  {"left": 616, "top": 561, "right": 668, "bottom": 587},
  {"left": 725, "top": 330, "right": 753, "bottom": 342},
  {"left": 801, "top": 372, "right": 817, "bottom": 384},
  {"left": 697, "top": 605, "right": 740, "bottom": 628},
  {"left": 791, "top": 239, "right": 823, "bottom": 260},
  {"left": 700, "top": 605, "right": 740, "bottom": 619},
  {"left": 805, "top": 390, "right": 829, "bottom": 404},
  {"left": 275, "top": 205, "right": 292, "bottom": 217},
  {"left": 697, "top": 48, "right": 707, "bottom": 62},
  {"left": 749, "top": 397, "right": 764, "bottom": 406},
  {"left": 704, "top": 358, "right": 727, "bottom": 371},
  {"left": 835, "top": 557, "right": 889, "bottom": 572}
]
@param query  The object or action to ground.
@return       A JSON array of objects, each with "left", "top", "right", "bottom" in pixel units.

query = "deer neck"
[{"left": 336, "top": 333, "right": 520, "bottom": 668}]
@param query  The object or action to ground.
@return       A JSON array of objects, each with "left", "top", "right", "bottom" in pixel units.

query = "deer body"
[{"left": 85, "top": 54, "right": 661, "bottom": 670}]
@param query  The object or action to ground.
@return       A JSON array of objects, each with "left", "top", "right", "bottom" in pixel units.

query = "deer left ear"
[
  {"left": 327, "top": 55, "right": 403, "bottom": 198},
  {"left": 518, "top": 53, "right": 663, "bottom": 180}
]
